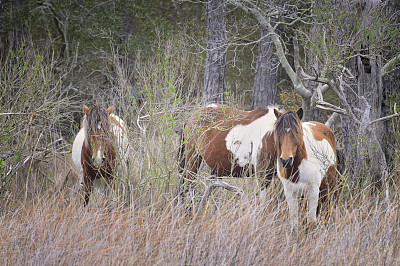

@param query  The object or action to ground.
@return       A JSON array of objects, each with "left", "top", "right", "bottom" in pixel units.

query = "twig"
[
  {"left": 196, "top": 181, "right": 249, "bottom": 217},
  {"left": 0, "top": 113, "right": 31, "bottom": 116},
  {"left": 21, "top": 111, "right": 34, "bottom": 149}
]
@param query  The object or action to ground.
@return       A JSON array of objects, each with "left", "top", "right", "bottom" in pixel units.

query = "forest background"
[{"left": 1, "top": 0, "right": 400, "bottom": 264}]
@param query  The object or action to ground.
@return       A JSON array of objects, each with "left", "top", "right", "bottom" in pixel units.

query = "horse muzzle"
[
  {"left": 92, "top": 150, "right": 105, "bottom": 168},
  {"left": 280, "top": 157, "right": 294, "bottom": 169}
]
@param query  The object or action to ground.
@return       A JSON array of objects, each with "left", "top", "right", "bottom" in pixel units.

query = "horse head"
[
  {"left": 83, "top": 104, "right": 114, "bottom": 169},
  {"left": 273, "top": 108, "right": 303, "bottom": 169}
]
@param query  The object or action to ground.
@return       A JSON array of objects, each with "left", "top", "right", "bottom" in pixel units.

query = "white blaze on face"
[
  {"left": 92, "top": 148, "right": 103, "bottom": 168},
  {"left": 225, "top": 108, "right": 276, "bottom": 167},
  {"left": 92, "top": 121, "right": 104, "bottom": 168}
]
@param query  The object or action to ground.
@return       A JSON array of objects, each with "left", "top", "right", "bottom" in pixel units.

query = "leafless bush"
[{"left": 0, "top": 44, "right": 75, "bottom": 201}]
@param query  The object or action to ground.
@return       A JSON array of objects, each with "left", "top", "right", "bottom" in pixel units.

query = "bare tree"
[
  {"left": 204, "top": 0, "right": 227, "bottom": 104},
  {"left": 252, "top": 26, "right": 278, "bottom": 108},
  {"left": 228, "top": 0, "right": 400, "bottom": 181}
]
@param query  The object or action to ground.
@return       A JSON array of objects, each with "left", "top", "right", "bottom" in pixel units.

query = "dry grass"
[{"left": 1, "top": 181, "right": 400, "bottom": 265}]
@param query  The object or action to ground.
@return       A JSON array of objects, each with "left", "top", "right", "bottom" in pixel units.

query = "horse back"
[{"left": 184, "top": 104, "right": 276, "bottom": 176}]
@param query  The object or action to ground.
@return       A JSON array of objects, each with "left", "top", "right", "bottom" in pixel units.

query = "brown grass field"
[{"left": 1, "top": 140, "right": 400, "bottom": 265}]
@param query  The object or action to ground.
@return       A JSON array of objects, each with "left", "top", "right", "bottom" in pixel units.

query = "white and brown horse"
[
  {"left": 72, "top": 105, "right": 130, "bottom": 205},
  {"left": 273, "top": 108, "right": 339, "bottom": 229},
  {"left": 179, "top": 104, "right": 278, "bottom": 198}
]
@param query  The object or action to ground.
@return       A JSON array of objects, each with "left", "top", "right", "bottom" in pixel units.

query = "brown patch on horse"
[
  {"left": 183, "top": 104, "right": 275, "bottom": 180},
  {"left": 307, "top": 122, "right": 337, "bottom": 150}
]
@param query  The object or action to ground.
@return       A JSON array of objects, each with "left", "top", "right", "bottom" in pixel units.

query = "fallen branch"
[{"left": 197, "top": 181, "right": 249, "bottom": 217}]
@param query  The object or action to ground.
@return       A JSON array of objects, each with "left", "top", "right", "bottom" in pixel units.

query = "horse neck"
[{"left": 295, "top": 125, "right": 307, "bottom": 161}]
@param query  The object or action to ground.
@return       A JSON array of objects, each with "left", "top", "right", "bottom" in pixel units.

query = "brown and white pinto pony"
[
  {"left": 273, "top": 108, "right": 339, "bottom": 229},
  {"left": 72, "top": 105, "right": 129, "bottom": 205},
  {"left": 179, "top": 103, "right": 278, "bottom": 198}
]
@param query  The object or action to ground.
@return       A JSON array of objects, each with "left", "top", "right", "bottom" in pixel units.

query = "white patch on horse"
[
  {"left": 110, "top": 113, "right": 131, "bottom": 164},
  {"left": 285, "top": 128, "right": 290, "bottom": 132},
  {"left": 225, "top": 108, "right": 276, "bottom": 168},
  {"left": 207, "top": 103, "right": 219, "bottom": 108},
  {"left": 72, "top": 128, "right": 85, "bottom": 184}
]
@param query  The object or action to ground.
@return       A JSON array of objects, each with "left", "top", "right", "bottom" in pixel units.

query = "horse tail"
[
  {"left": 178, "top": 126, "right": 186, "bottom": 174},
  {"left": 336, "top": 149, "right": 345, "bottom": 175}
]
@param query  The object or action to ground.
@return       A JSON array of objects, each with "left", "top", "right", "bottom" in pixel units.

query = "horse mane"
[
  {"left": 84, "top": 106, "right": 112, "bottom": 137},
  {"left": 273, "top": 111, "right": 302, "bottom": 145}
]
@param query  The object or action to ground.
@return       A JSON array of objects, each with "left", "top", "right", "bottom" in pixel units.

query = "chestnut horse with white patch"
[
  {"left": 72, "top": 105, "right": 130, "bottom": 205},
  {"left": 273, "top": 108, "right": 339, "bottom": 229},
  {"left": 179, "top": 104, "right": 278, "bottom": 198}
]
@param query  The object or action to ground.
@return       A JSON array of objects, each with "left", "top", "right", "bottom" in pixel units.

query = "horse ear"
[
  {"left": 274, "top": 109, "right": 282, "bottom": 118},
  {"left": 106, "top": 106, "right": 114, "bottom": 114},
  {"left": 297, "top": 108, "right": 303, "bottom": 120},
  {"left": 83, "top": 105, "right": 90, "bottom": 116}
]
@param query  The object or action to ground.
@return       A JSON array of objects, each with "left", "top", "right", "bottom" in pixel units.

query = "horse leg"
[
  {"left": 307, "top": 183, "right": 320, "bottom": 225},
  {"left": 283, "top": 185, "right": 299, "bottom": 232},
  {"left": 318, "top": 166, "right": 338, "bottom": 218},
  {"left": 83, "top": 176, "right": 93, "bottom": 206}
]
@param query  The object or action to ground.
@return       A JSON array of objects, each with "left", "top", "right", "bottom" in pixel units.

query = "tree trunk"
[
  {"left": 252, "top": 27, "right": 278, "bottom": 108},
  {"left": 341, "top": 0, "right": 388, "bottom": 184},
  {"left": 204, "top": 0, "right": 226, "bottom": 104}
]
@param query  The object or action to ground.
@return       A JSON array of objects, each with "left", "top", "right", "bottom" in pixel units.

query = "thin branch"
[
  {"left": 196, "top": 181, "right": 249, "bottom": 217},
  {"left": 231, "top": 0, "right": 312, "bottom": 99},
  {"left": 368, "top": 103, "right": 400, "bottom": 126},
  {"left": 0, "top": 113, "right": 32, "bottom": 116},
  {"left": 316, "top": 101, "right": 346, "bottom": 115},
  {"left": 382, "top": 52, "right": 400, "bottom": 77}
]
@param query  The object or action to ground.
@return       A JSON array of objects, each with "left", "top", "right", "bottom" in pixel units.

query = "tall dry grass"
[{"left": 1, "top": 184, "right": 400, "bottom": 264}]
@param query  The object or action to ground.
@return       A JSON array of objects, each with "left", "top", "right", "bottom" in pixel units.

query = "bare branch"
[
  {"left": 368, "top": 103, "right": 400, "bottom": 126},
  {"left": 316, "top": 101, "right": 346, "bottom": 115},
  {"left": 325, "top": 112, "right": 340, "bottom": 128},
  {"left": 231, "top": 0, "right": 312, "bottom": 99},
  {"left": 382, "top": 52, "right": 400, "bottom": 77},
  {"left": 197, "top": 181, "right": 249, "bottom": 217}
]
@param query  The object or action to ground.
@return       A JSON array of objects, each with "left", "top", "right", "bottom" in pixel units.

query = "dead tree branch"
[{"left": 197, "top": 181, "right": 249, "bottom": 217}]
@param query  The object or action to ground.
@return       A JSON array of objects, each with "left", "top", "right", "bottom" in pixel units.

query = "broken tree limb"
[
  {"left": 316, "top": 101, "right": 346, "bottom": 115},
  {"left": 196, "top": 181, "right": 249, "bottom": 217}
]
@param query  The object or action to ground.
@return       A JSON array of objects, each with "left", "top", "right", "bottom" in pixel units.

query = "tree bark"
[
  {"left": 204, "top": 0, "right": 226, "bottom": 104},
  {"left": 252, "top": 27, "right": 278, "bottom": 108},
  {"left": 340, "top": 0, "right": 388, "bottom": 183}
]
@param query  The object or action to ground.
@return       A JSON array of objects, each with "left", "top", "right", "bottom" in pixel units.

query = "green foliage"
[
  {"left": 279, "top": 91, "right": 302, "bottom": 110},
  {"left": 300, "top": 1, "right": 398, "bottom": 72}
]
